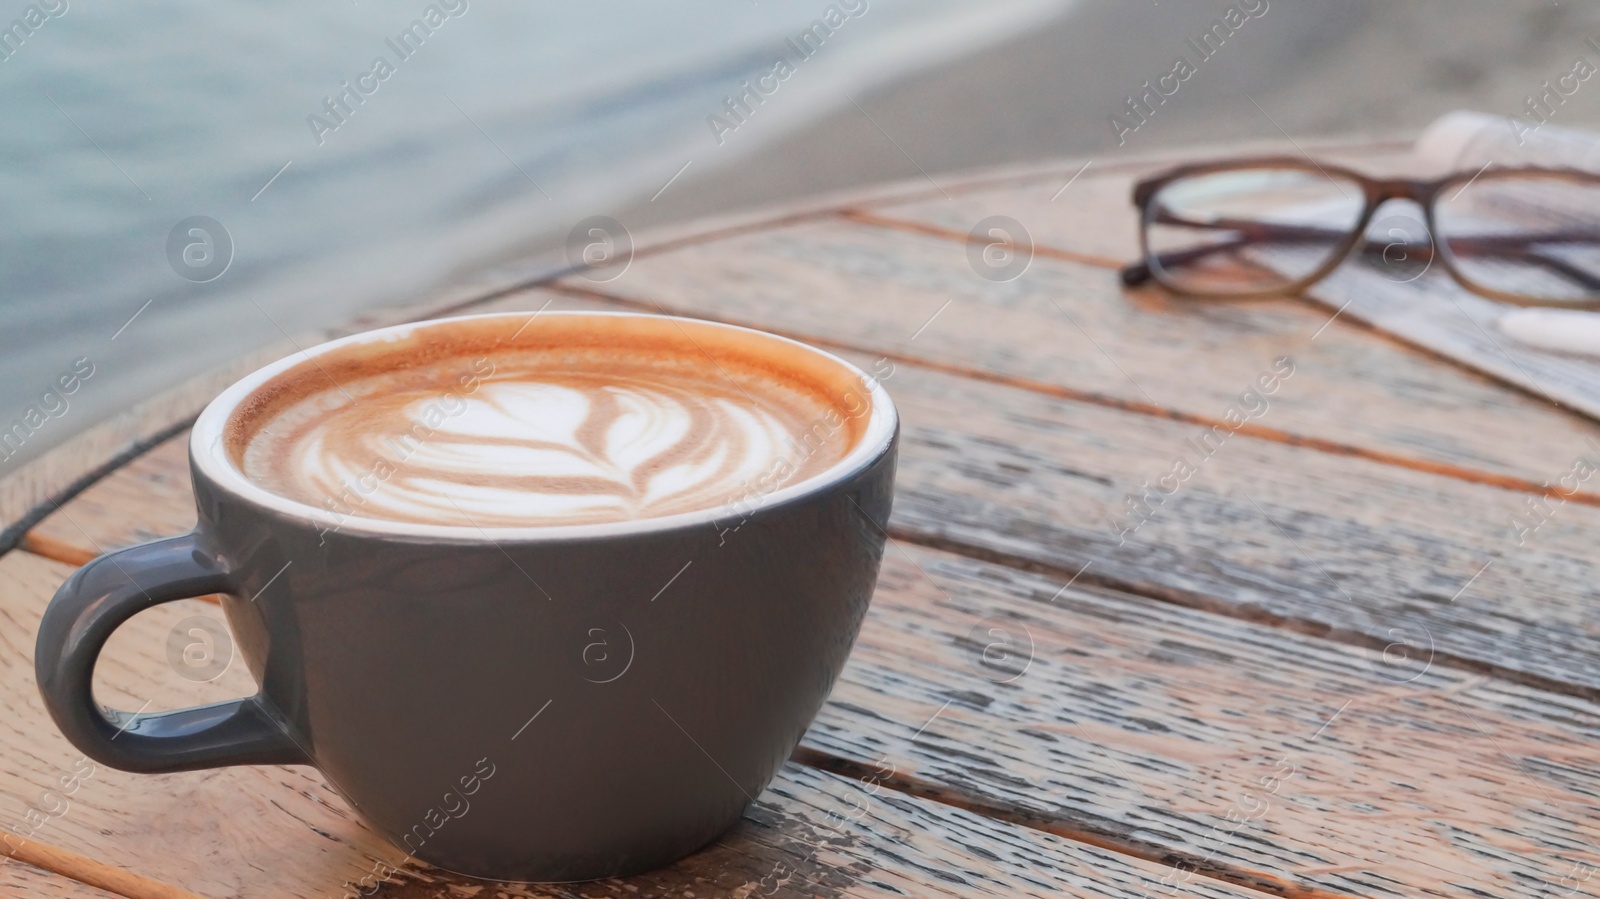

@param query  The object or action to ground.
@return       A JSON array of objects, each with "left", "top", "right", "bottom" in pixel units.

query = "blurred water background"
[{"left": 0, "top": 0, "right": 1067, "bottom": 470}]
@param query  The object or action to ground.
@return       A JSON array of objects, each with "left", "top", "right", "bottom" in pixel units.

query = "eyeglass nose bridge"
[{"left": 1363, "top": 178, "right": 1439, "bottom": 205}]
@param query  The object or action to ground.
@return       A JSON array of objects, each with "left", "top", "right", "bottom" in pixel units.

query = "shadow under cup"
[{"left": 35, "top": 312, "right": 899, "bottom": 883}]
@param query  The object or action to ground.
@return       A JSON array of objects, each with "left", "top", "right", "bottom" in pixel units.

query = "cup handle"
[{"left": 35, "top": 533, "right": 310, "bottom": 773}]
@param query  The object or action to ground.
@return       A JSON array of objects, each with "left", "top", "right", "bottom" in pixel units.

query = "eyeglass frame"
[{"left": 1119, "top": 155, "right": 1600, "bottom": 309}]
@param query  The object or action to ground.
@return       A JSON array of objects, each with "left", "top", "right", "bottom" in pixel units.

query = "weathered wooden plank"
[
  {"left": 0, "top": 551, "right": 1252, "bottom": 899},
  {"left": 807, "top": 542, "right": 1600, "bottom": 898},
  {"left": 0, "top": 553, "right": 398, "bottom": 899},
  {"left": 854, "top": 145, "right": 1419, "bottom": 271},
  {"left": 859, "top": 353, "right": 1600, "bottom": 701},
  {"left": 23, "top": 432, "right": 195, "bottom": 567},
  {"left": 32, "top": 289, "right": 1600, "bottom": 703},
  {"left": 558, "top": 216, "right": 1600, "bottom": 502},
  {"left": 0, "top": 858, "right": 122, "bottom": 898},
  {"left": 0, "top": 340, "right": 303, "bottom": 557},
  {"left": 850, "top": 167, "right": 1145, "bottom": 268}
]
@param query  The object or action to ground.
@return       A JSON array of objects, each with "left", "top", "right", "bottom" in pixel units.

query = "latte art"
[
  {"left": 296, "top": 377, "right": 812, "bottom": 526},
  {"left": 232, "top": 329, "right": 867, "bottom": 529}
]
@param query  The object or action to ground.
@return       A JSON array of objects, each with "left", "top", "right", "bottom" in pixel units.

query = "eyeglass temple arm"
[
  {"left": 1122, "top": 206, "right": 1600, "bottom": 289},
  {"left": 1120, "top": 211, "right": 1354, "bottom": 287},
  {"left": 1515, "top": 248, "right": 1600, "bottom": 291}
]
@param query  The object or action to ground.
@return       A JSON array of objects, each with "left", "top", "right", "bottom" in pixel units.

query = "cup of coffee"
[{"left": 35, "top": 311, "right": 898, "bottom": 882}]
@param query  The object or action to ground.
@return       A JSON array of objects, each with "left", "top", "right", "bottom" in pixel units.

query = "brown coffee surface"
[{"left": 228, "top": 316, "right": 869, "bottom": 528}]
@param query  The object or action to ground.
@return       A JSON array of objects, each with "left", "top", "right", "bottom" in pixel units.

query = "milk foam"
[{"left": 237, "top": 351, "right": 857, "bottom": 528}]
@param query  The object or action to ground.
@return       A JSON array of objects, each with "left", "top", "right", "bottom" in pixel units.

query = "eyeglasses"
[{"left": 1120, "top": 157, "right": 1600, "bottom": 308}]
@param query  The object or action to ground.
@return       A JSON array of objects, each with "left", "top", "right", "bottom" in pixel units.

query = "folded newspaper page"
[{"left": 1291, "top": 110, "right": 1600, "bottom": 420}]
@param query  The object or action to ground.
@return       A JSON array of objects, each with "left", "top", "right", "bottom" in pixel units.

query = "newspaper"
[{"left": 1289, "top": 110, "right": 1600, "bottom": 420}]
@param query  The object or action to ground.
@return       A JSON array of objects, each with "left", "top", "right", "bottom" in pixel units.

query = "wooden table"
[{"left": 4, "top": 138, "right": 1600, "bottom": 898}]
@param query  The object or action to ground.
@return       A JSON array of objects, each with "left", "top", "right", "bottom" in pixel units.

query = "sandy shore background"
[{"left": 624, "top": 0, "right": 1600, "bottom": 232}]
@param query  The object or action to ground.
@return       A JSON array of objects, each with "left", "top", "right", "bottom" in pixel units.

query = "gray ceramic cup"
[{"left": 35, "top": 312, "right": 898, "bottom": 883}]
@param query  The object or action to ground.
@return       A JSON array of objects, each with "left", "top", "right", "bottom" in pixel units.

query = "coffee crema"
[{"left": 226, "top": 315, "right": 874, "bottom": 529}]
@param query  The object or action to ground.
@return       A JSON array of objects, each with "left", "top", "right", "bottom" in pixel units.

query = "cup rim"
[{"left": 190, "top": 311, "right": 898, "bottom": 542}]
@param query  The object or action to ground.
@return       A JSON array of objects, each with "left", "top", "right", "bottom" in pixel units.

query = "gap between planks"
[
  {"left": 890, "top": 526, "right": 1600, "bottom": 706},
  {"left": 790, "top": 747, "right": 1362, "bottom": 899},
  {"left": 0, "top": 742, "right": 1296, "bottom": 899}
]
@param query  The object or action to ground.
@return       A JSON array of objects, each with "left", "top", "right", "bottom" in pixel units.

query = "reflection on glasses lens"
[
  {"left": 1435, "top": 171, "right": 1600, "bottom": 306},
  {"left": 1144, "top": 168, "right": 1365, "bottom": 296}
]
